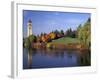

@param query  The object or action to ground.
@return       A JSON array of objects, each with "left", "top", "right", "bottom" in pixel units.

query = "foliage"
[
  {"left": 65, "top": 28, "right": 77, "bottom": 38},
  {"left": 24, "top": 34, "right": 37, "bottom": 48},
  {"left": 41, "top": 35, "right": 46, "bottom": 42},
  {"left": 49, "top": 32, "right": 56, "bottom": 40},
  {"left": 77, "top": 18, "right": 91, "bottom": 47},
  {"left": 54, "top": 30, "right": 60, "bottom": 35},
  {"left": 24, "top": 38, "right": 30, "bottom": 48},
  {"left": 65, "top": 28, "right": 72, "bottom": 37},
  {"left": 29, "top": 35, "right": 37, "bottom": 43},
  {"left": 60, "top": 30, "right": 64, "bottom": 36}
]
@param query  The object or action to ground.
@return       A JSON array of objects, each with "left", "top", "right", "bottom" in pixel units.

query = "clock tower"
[{"left": 27, "top": 20, "right": 33, "bottom": 37}]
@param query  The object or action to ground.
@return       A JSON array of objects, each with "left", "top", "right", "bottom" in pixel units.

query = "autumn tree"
[{"left": 49, "top": 32, "right": 56, "bottom": 40}]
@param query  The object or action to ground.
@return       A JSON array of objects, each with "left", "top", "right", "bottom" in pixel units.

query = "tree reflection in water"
[
  {"left": 23, "top": 48, "right": 91, "bottom": 69},
  {"left": 77, "top": 50, "right": 91, "bottom": 66}
]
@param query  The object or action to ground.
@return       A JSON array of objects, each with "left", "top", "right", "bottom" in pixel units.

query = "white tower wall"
[{"left": 27, "top": 20, "right": 33, "bottom": 37}]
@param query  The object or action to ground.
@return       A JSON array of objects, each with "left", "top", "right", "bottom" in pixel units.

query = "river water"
[{"left": 23, "top": 48, "right": 90, "bottom": 69}]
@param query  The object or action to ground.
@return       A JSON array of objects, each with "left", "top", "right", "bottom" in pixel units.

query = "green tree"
[
  {"left": 77, "top": 24, "right": 82, "bottom": 38},
  {"left": 24, "top": 38, "right": 30, "bottom": 48},
  {"left": 77, "top": 18, "right": 91, "bottom": 48},
  {"left": 71, "top": 30, "right": 77, "bottom": 38},
  {"left": 54, "top": 30, "right": 60, "bottom": 34},
  {"left": 60, "top": 30, "right": 64, "bottom": 36},
  {"left": 65, "top": 28, "right": 73, "bottom": 37},
  {"left": 29, "top": 35, "right": 37, "bottom": 43},
  {"left": 24, "top": 34, "right": 37, "bottom": 48},
  {"left": 54, "top": 30, "right": 60, "bottom": 39}
]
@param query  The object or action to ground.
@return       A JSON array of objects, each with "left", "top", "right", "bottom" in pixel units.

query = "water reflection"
[
  {"left": 23, "top": 48, "right": 91, "bottom": 69},
  {"left": 77, "top": 50, "right": 91, "bottom": 66},
  {"left": 28, "top": 49, "right": 32, "bottom": 68}
]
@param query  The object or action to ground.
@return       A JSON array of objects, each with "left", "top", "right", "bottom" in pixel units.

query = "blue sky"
[{"left": 23, "top": 10, "right": 90, "bottom": 37}]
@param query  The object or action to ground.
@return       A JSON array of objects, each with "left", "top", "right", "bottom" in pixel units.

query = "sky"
[{"left": 23, "top": 10, "right": 90, "bottom": 38}]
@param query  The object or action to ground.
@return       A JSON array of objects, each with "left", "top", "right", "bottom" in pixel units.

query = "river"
[{"left": 23, "top": 48, "right": 90, "bottom": 69}]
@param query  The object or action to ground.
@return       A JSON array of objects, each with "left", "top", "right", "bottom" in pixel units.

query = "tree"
[
  {"left": 60, "top": 30, "right": 64, "bottom": 36},
  {"left": 29, "top": 35, "right": 37, "bottom": 43},
  {"left": 77, "top": 24, "right": 82, "bottom": 38},
  {"left": 49, "top": 32, "right": 56, "bottom": 40},
  {"left": 77, "top": 18, "right": 91, "bottom": 48},
  {"left": 77, "top": 24, "right": 82, "bottom": 31},
  {"left": 54, "top": 30, "right": 60, "bottom": 39},
  {"left": 65, "top": 28, "right": 73, "bottom": 37},
  {"left": 24, "top": 34, "right": 37, "bottom": 48},
  {"left": 24, "top": 38, "right": 30, "bottom": 48},
  {"left": 54, "top": 30, "right": 60, "bottom": 34},
  {"left": 41, "top": 35, "right": 46, "bottom": 42},
  {"left": 71, "top": 30, "right": 77, "bottom": 38}
]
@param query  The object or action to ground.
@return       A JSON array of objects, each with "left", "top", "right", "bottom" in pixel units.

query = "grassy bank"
[
  {"left": 46, "top": 37, "right": 89, "bottom": 50},
  {"left": 50, "top": 37, "right": 80, "bottom": 44}
]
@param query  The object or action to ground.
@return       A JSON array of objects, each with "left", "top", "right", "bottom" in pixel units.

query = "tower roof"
[{"left": 28, "top": 19, "right": 32, "bottom": 23}]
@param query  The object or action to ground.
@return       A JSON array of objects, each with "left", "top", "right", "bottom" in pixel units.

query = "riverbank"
[{"left": 32, "top": 42, "right": 89, "bottom": 51}]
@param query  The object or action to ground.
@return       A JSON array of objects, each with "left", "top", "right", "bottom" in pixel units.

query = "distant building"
[{"left": 27, "top": 20, "right": 33, "bottom": 37}]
